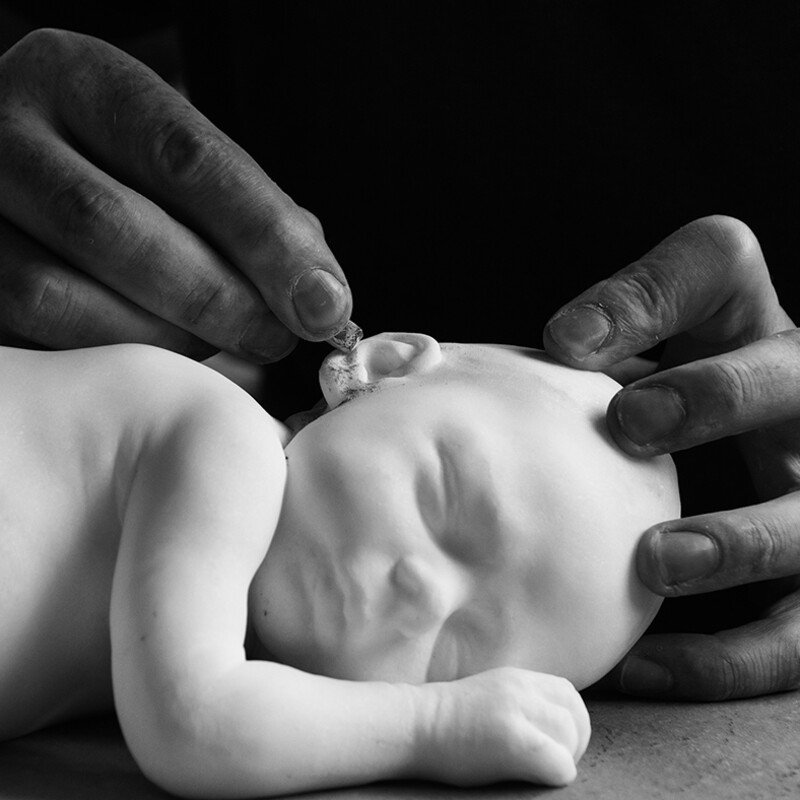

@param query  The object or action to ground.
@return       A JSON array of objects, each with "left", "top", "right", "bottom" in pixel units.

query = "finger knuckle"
[
  {"left": 489, "top": 674, "right": 522, "bottom": 707},
  {"left": 766, "top": 626, "right": 800, "bottom": 692},
  {"left": 752, "top": 523, "right": 785, "bottom": 579},
  {"left": 0, "top": 29, "right": 75, "bottom": 101},
  {"left": 689, "top": 631, "right": 795, "bottom": 700},
  {"left": 612, "top": 267, "right": 678, "bottom": 341},
  {"left": 485, "top": 706, "right": 527, "bottom": 753},
  {"left": 784, "top": 630, "right": 800, "bottom": 691},
  {"left": 706, "top": 357, "right": 763, "bottom": 420},
  {"left": 240, "top": 204, "right": 305, "bottom": 260},
  {"left": 691, "top": 215, "right": 768, "bottom": 287},
  {"left": 228, "top": 183, "right": 322, "bottom": 261},
  {"left": 503, "top": 721, "right": 534, "bottom": 763},
  {"left": 47, "top": 178, "right": 132, "bottom": 253},
  {"left": 734, "top": 510, "right": 788, "bottom": 579},
  {"left": 299, "top": 206, "right": 324, "bottom": 234},
  {"left": 725, "top": 639, "right": 782, "bottom": 698},
  {"left": 3, "top": 268, "right": 78, "bottom": 344},
  {"left": 694, "top": 214, "right": 760, "bottom": 263},
  {"left": 712, "top": 645, "right": 744, "bottom": 700},
  {"left": 680, "top": 637, "right": 741, "bottom": 700},
  {"left": 10, "top": 30, "right": 106, "bottom": 100},
  {"left": 538, "top": 702, "right": 577, "bottom": 746},
  {"left": 176, "top": 279, "right": 235, "bottom": 329},
  {"left": 147, "top": 117, "right": 225, "bottom": 191},
  {"left": 7, "top": 28, "right": 76, "bottom": 63}
]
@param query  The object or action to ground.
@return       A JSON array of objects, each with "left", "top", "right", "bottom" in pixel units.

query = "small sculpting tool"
[{"left": 326, "top": 320, "right": 363, "bottom": 352}]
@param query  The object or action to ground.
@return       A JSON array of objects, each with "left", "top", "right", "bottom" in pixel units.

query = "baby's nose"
[{"left": 389, "top": 555, "right": 452, "bottom": 637}]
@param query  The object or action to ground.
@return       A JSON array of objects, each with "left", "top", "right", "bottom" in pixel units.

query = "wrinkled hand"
[
  {"left": 0, "top": 29, "right": 351, "bottom": 361},
  {"left": 420, "top": 667, "right": 590, "bottom": 786},
  {"left": 544, "top": 215, "right": 800, "bottom": 700}
]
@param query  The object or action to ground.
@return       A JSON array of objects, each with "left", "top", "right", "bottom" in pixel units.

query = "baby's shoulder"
[
  {"left": 112, "top": 344, "right": 288, "bottom": 458},
  {"left": 89, "top": 343, "right": 244, "bottom": 398},
  {"left": 82, "top": 345, "right": 288, "bottom": 526},
  {"left": 1, "top": 342, "right": 284, "bottom": 448},
  {"left": 93, "top": 344, "right": 282, "bottom": 441}
]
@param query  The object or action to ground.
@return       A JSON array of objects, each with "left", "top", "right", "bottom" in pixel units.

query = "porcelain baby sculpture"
[{"left": 0, "top": 333, "right": 679, "bottom": 797}]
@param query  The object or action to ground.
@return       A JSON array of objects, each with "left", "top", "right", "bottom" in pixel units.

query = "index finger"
[
  {"left": 543, "top": 215, "right": 784, "bottom": 370},
  {"left": 41, "top": 30, "right": 351, "bottom": 343}
]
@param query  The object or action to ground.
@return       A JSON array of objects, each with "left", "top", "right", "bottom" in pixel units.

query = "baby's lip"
[{"left": 284, "top": 397, "right": 329, "bottom": 434}]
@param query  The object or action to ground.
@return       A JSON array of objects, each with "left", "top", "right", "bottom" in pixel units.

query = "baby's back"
[{"left": 0, "top": 345, "right": 189, "bottom": 738}]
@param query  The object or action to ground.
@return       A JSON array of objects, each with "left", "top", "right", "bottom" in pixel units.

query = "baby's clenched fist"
[{"left": 415, "top": 667, "right": 591, "bottom": 786}]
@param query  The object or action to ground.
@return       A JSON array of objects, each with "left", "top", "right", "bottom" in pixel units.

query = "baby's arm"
[{"left": 110, "top": 360, "right": 587, "bottom": 797}]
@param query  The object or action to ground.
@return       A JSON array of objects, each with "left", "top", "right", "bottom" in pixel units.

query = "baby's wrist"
[
  {"left": 336, "top": 679, "right": 444, "bottom": 782},
  {"left": 405, "top": 681, "right": 454, "bottom": 780}
]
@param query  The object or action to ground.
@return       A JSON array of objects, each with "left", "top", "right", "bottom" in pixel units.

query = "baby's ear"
[
  {"left": 320, "top": 332, "right": 442, "bottom": 408},
  {"left": 358, "top": 332, "right": 442, "bottom": 383}
]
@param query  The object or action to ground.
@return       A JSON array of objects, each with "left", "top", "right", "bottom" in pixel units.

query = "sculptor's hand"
[
  {"left": 0, "top": 29, "right": 351, "bottom": 361},
  {"left": 421, "top": 668, "right": 590, "bottom": 786},
  {"left": 544, "top": 215, "right": 800, "bottom": 700}
]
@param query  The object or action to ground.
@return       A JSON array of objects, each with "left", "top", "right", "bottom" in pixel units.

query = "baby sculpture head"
[{"left": 249, "top": 333, "right": 680, "bottom": 689}]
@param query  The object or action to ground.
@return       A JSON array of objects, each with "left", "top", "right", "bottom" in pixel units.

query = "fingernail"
[
  {"left": 654, "top": 531, "right": 719, "bottom": 586},
  {"left": 614, "top": 386, "right": 686, "bottom": 445},
  {"left": 619, "top": 657, "right": 673, "bottom": 695},
  {"left": 546, "top": 306, "right": 612, "bottom": 359},
  {"left": 291, "top": 268, "right": 347, "bottom": 333},
  {"left": 239, "top": 316, "right": 296, "bottom": 363}
]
